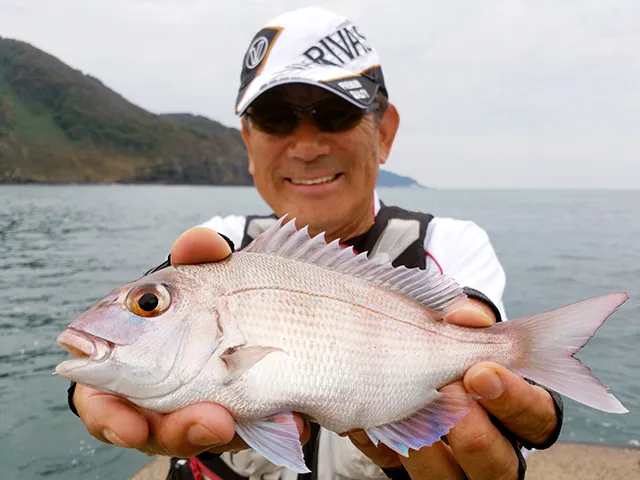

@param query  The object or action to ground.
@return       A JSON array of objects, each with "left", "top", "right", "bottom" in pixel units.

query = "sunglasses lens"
[
  {"left": 312, "top": 99, "right": 365, "bottom": 132},
  {"left": 248, "top": 104, "right": 299, "bottom": 134},
  {"left": 248, "top": 96, "right": 372, "bottom": 134}
]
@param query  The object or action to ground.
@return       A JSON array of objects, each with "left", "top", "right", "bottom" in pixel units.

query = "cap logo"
[{"left": 245, "top": 36, "right": 269, "bottom": 69}]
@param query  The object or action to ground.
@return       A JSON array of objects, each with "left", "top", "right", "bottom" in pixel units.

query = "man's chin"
[
  {"left": 304, "top": 214, "right": 354, "bottom": 241},
  {"left": 273, "top": 208, "right": 339, "bottom": 236}
]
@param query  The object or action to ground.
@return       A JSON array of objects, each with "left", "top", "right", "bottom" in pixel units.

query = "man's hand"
[
  {"left": 348, "top": 299, "right": 558, "bottom": 480},
  {"left": 72, "top": 227, "right": 309, "bottom": 458}
]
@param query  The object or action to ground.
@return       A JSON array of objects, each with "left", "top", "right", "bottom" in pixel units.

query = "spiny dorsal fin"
[{"left": 242, "top": 216, "right": 467, "bottom": 317}]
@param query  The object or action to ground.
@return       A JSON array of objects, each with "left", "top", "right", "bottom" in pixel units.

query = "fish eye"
[
  {"left": 138, "top": 293, "right": 158, "bottom": 312},
  {"left": 125, "top": 283, "right": 172, "bottom": 318}
]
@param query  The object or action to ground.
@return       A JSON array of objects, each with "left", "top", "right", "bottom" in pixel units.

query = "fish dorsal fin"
[{"left": 242, "top": 216, "right": 467, "bottom": 317}]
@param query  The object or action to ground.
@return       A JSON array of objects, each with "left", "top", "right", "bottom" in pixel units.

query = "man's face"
[{"left": 241, "top": 84, "right": 399, "bottom": 239}]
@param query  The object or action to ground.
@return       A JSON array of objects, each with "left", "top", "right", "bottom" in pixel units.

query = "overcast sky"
[{"left": 1, "top": 0, "right": 638, "bottom": 188}]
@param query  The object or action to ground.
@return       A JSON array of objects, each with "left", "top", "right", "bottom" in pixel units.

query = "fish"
[{"left": 55, "top": 217, "right": 630, "bottom": 474}]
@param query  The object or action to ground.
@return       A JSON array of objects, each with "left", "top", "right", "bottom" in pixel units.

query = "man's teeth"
[{"left": 290, "top": 175, "right": 338, "bottom": 185}]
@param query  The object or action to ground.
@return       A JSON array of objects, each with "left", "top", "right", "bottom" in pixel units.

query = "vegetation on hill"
[
  {"left": 0, "top": 36, "right": 423, "bottom": 187},
  {"left": 0, "top": 36, "right": 251, "bottom": 184}
]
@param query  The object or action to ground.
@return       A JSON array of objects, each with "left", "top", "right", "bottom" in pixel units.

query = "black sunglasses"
[{"left": 246, "top": 96, "right": 380, "bottom": 135}]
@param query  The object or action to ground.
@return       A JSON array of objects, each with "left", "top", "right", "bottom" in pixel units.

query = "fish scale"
[
  {"left": 222, "top": 284, "right": 507, "bottom": 431},
  {"left": 55, "top": 217, "right": 630, "bottom": 474},
  {"left": 229, "top": 292, "right": 431, "bottom": 425}
]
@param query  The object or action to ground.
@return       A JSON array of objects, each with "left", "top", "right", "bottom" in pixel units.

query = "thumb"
[
  {"left": 171, "top": 228, "right": 232, "bottom": 265},
  {"left": 443, "top": 299, "right": 495, "bottom": 328}
]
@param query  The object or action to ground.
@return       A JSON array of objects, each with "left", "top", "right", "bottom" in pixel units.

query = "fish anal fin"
[{"left": 365, "top": 390, "right": 479, "bottom": 457}]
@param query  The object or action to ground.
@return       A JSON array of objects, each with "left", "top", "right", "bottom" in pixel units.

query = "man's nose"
[{"left": 286, "top": 117, "right": 330, "bottom": 162}]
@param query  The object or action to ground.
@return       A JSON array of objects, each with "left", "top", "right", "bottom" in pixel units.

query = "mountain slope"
[{"left": 0, "top": 36, "right": 252, "bottom": 184}]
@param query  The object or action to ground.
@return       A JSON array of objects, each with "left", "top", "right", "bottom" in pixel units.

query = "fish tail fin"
[{"left": 497, "top": 292, "right": 629, "bottom": 414}]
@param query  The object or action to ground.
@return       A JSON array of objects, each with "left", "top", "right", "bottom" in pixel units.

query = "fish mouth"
[{"left": 57, "top": 328, "right": 113, "bottom": 362}]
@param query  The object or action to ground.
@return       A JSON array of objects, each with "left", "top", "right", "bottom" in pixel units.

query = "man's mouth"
[
  {"left": 288, "top": 173, "right": 342, "bottom": 185},
  {"left": 57, "top": 328, "right": 112, "bottom": 361}
]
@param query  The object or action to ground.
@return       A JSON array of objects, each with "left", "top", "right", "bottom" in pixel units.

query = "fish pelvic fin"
[
  {"left": 241, "top": 216, "right": 467, "bottom": 317},
  {"left": 495, "top": 292, "right": 629, "bottom": 414},
  {"left": 235, "top": 412, "right": 310, "bottom": 474},
  {"left": 365, "top": 390, "right": 478, "bottom": 456}
]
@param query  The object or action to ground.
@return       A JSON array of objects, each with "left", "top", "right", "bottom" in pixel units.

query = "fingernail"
[
  {"left": 470, "top": 368, "right": 503, "bottom": 399},
  {"left": 187, "top": 423, "right": 223, "bottom": 447},
  {"left": 443, "top": 302, "right": 494, "bottom": 326},
  {"left": 102, "top": 429, "right": 130, "bottom": 448},
  {"left": 468, "top": 303, "right": 494, "bottom": 326},
  {"left": 349, "top": 431, "right": 370, "bottom": 446}
]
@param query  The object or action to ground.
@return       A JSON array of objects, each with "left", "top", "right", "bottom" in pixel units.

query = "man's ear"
[
  {"left": 241, "top": 117, "right": 255, "bottom": 175},
  {"left": 377, "top": 104, "right": 400, "bottom": 165}
]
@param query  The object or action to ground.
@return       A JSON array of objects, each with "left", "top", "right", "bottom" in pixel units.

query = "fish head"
[{"left": 55, "top": 267, "right": 222, "bottom": 405}]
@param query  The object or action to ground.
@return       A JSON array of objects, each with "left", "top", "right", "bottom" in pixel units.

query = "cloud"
[{"left": 1, "top": 0, "right": 638, "bottom": 188}]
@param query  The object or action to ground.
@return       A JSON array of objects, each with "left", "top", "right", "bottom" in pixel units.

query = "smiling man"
[
  {"left": 67, "top": 6, "right": 563, "bottom": 480},
  {"left": 239, "top": 82, "right": 387, "bottom": 246}
]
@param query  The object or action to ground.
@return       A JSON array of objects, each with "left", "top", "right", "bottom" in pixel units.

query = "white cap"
[{"left": 235, "top": 6, "right": 388, "bottom": 115}]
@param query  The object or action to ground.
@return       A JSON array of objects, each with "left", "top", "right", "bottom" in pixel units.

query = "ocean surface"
[{"left": 1, "top": 185, "right": 639, "bottom": 479}]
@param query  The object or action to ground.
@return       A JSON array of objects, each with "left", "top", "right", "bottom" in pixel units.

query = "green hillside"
[{"left": 0, "top": 36, "right": 252, "bottom": 184}]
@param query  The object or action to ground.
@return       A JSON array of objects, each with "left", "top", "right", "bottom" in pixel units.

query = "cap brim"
[{"left": 235, "top": 65, "right": 380, "bottom": 115}]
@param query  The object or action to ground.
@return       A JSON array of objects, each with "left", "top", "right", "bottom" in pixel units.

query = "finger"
[
  {"left": 74, "top": 384, "right": 149, "bottom": 449},
  {"left": 153, "top": 406, "right": 309, "bottom": 458},
  {"left": 150, "top": 402, "right": 237, "bottom": 458},
  {"left": 297, "top": 417, "right": 312, "bottom": 445},
  {"left": 444, "top": 382, "right": 520, "bottom": 480},
  {"left": 464, "top": 362, "right": 558, "bottom": 445},
  {"left": 443, "top": 299, "right": 496, "bottom": 327},
  {"left": 171, "top": 227, "right": 232, "bottom": 265},
  {"left": 348, "top": 429, "right": 466, "bottom": 479},
  {"left": 347, "top": 430, "right": 402, "bottom": 469},
  {"left": 401, "top": 441, "right": 466, "bottom": 479}
]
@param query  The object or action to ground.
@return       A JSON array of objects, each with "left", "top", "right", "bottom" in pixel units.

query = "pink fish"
[{"left": 55, "top": 217, "right": 629, "bottom": 473}]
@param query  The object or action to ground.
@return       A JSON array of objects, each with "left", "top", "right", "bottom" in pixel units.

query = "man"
[{"left": 67, "top": 6, "right": 563, "bottom": 480}]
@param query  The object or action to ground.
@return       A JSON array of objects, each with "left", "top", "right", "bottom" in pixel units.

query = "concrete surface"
[{"left": 130, "top": 442, "right": 640, "bottom": 479}]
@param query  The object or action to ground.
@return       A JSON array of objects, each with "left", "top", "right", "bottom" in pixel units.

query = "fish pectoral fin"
[
  {"left": 365, "top": 390, "right": 479, "bottom": 457},
  {"left": 221, "top": 345, "right": 283, "bottom": 384},
  {"left": 235, "top": 412, "right": 310, "bottom": 474}
]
